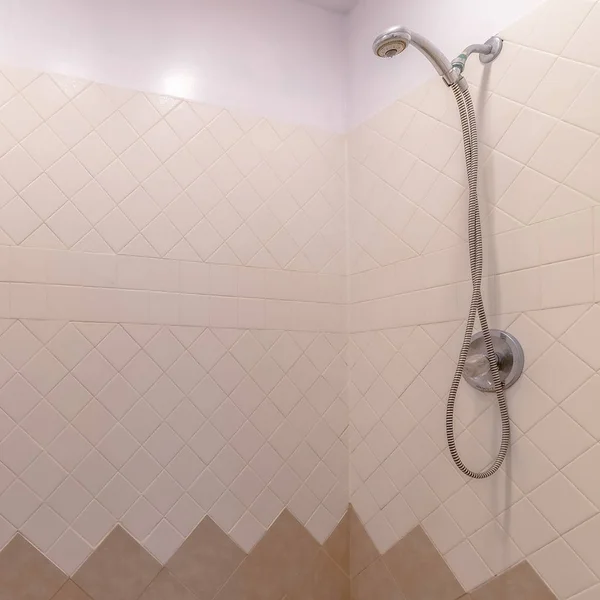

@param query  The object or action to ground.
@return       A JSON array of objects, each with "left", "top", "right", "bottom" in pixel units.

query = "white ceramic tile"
[
  {"left": 500, "top": 498, "right": 558, "bottom": 555},
  {"left": 541, "top": 257, "right": 594, "bottom": 308},
  {"left": 72, "top": 500, "right": 114, "bottom": 546},
  {"left": 0, "top": 480, "right": 41, "bottom": 528},
  {"left": 0, "top": 374, "right": 41, "bottom": 422},
  {"left": 122, "top": 497, "right": 161, "bottom": 540},
  {"left": 496, "top": 47, "right": 556, "bottom": 105},
  {"left": 47, "top": 477, "right": 92, "bottom": 523},
  {"left": 528, "top": 58, "right": 596, "bottom": 118},
  {"left": 529, "top": 473, "right": 597, "bottom": 534},
  {"left": 0, "top": 427, "right": 41, "bottom": 475},
  {"left": 497, "top": 167, "right": 557, "bottom": 224},
  {"left": 565, "top": 69, "right": 600, "bottom": 135},
  {"left": 469, "top": 520, "right": 523, "bottom": 575},
  {"left": 563, "top": 3, "right": 600, "bottom": 67},
  {"left": 22, "top": 504, "right": 67, "bottom": 552},
  {"left": 230, "top": 511, "right": 265, "bottom": 552},
  {"left": 46, "top": 528, "right": 91, "bottom": 576},
  {"left": 502, "top": 0, "right": 594, "bottom": 55},
  {"left": 528, "top": 343, "right": 593, "bottom": 403},
  {"left": 21, "top": 453, "right": 66, "bottom": 500},
  {"left": 96, "top": 426, "right": 138, "bottom": 473},
  {"left": 560, "top": 305, "right": 600, "bottom": 369},
  {"left": 530, "top": 122, "right": 597, "bottom": 182},
  {"left": 509, "top": 436, "right": 557, "bottom": 494},
  {"left": 0, "top": 96, "right": 43, "bottom": 141},
  {"left": 444, "top": 485, "right": 492, "bottom": 536},
  {"left": 166, "top": 494, "right": 204, "bottom": 537},
  {"left": 528, "top": 408, "right": 595, "bottom": 468},
  {"left": 571, "top": 585, "right": 600, "bottom": 600},
  {"left": 497, "top": 107, "right": 556, "bottom": 163},
  {"left": 144, "top": 519, "right": 184, "bottom": 563},
  {"left": 537, "top": 210, "right": 593, "bottom": 266},
  {"left": 47, "top": 104, "right": 92, "bottom": 149},
  {"left": 565, "top": 514, "right": 600, "bottom": 579},
  {"left": 97, "top": 474, "right": 138, "bottom": 519},
  {"left": 564, "top": 445, "right": 600, "bottom": 510},
  {"left": 422, "top": 506, "right": 464, "bottom": 554},
  {"left": 567, "top": 140, "right": 600, "bottom": 202},
  {"left": 562, "top": 376, "right": 600, "bottom": 439}
]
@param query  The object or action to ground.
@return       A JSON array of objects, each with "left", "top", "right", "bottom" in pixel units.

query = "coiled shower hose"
[{"left": 445, "top": 82, "right": 510, "bottom": 479}]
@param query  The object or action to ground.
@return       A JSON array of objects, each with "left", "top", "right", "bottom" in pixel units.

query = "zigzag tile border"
[
  {"left": 0, "top": 505, "right": 556, "bottom": 600},
  {"left": 0, "top": 508, "right": 350, "bottom": 600}
]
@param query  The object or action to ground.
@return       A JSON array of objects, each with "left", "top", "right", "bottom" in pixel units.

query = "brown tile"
[
  {"left": 0, "top": 534, "right": 67, "bottom": 600},
  {"left": 288, "top": 550, "right": 350, "bottom": 600},
  {"left": 348, "top": 506, "right": 379, "bottom": 578},
  {"left": 51, "top": 581, "right": 92, "bottom": 600},
  {"left": 324, "top": 509, "right": 350, "bottom": 576},
  {"left": 73, "top": 526, "right": 161, "bottom": 600},
  {"left": 167, "top": 517, "right": 245, "bottom": 600},
  {"left": 352, "top": 558, "right": 404, "bottom": 600},
  {"left": 139, "top": 569, "right": 197, "bottom": 600},
  {"left": 215, "top": 509, "right": 320, "bottom": 600},
  {"left": 384, "top": 526, "right": 464, "bottom": 600},
  {"left": 470, "top": 562, "right": 556, "bottom": 600}
]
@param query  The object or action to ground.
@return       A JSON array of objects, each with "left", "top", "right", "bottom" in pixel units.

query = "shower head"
[
  {"left": 373, "top": 26, "right": 460, "bottom": 86},
  {"left": 373, "top": 27, "right": 411, "bottom": 58}
]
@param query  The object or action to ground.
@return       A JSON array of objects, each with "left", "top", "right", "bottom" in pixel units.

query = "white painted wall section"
[{"left": 0, "top": 0, "right": 347, "bottom": 130}]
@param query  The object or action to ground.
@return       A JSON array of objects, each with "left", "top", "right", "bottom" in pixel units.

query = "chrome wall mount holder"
[
  {"left": 480, "top": 36, "right": 503, "bottom": 64},
  {"left": 463, "top": 329, "right": 524, "bottom": 392}
]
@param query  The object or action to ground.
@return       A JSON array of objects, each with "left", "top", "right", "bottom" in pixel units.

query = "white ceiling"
[{"left": 295, "top": 0, "right": 359, "bottom": 14}]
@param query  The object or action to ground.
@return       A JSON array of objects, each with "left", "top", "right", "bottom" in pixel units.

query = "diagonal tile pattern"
[
  {"left": 0, "top": 321, "right": 349, "bottom": 573},
  {"left": 0, "top": 69, "right": 346, "bottom": 274}
]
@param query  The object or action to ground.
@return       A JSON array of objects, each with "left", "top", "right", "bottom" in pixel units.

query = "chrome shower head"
[
  {"left": 373, "top": 28, "right": 410, "bottom": 58},
  {"left": 373, "top": 26, "right": 461, "bottom": 87}
]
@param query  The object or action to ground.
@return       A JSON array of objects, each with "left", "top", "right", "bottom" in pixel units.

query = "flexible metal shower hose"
[{"left": 445, "top": 83, "right": 510, "bottom": 479}]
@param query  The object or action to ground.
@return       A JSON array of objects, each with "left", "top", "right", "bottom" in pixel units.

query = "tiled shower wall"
[
  {"left": 0, "top": 64, "right": 350, "bottom": 577},
  {"left": 347, "top": 0, "right": 600, "bottom": 598},
  {"left": 2, "top": 0, "right": 600, "bottom": 598}
]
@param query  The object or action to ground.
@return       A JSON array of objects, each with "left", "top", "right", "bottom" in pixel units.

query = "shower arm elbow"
[{"left": 451, "top": 37, "right": 504, "bottom": 74}]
